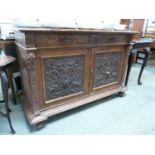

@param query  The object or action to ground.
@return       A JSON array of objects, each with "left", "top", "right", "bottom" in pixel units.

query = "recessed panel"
[
  {"left": 94, "top": 52, "right": 121, "bottom": 88},
  {"left": 43, "top": 55, "right": 84, "bottom": 101}
]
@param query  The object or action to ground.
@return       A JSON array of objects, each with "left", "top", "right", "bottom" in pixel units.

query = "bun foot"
[
  {"left": 118, "top": 92, "right": 126, "bottom": 97},
  {"left": 33, "top": 122, "right": 45, "bottom": 129}
]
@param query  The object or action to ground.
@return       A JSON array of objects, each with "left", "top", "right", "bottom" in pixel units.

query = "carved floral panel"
[
  {"left": 43, "top": 55, "right": 84, "bottom": 101},
  {"left": 94, "top": 52, "right": 121, "bottom": 87}
]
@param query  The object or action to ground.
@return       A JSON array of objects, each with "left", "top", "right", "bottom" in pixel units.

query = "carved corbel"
[{"left": 25, "top": 53, "right": 35, "bottom": 70}]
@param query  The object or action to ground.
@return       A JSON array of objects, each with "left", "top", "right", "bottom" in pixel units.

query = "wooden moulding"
[{"left": 20, "top": 85, "right": 126, "bottom": 126}]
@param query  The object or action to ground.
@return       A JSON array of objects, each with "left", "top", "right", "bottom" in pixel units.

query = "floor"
[{"left": 0, "top": 65, "right": 155, "bottom": 135}]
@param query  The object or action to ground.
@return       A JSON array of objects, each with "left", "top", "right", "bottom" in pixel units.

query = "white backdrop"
[{"left": 0, "top": 0, "right": 154, "bottom": 22}]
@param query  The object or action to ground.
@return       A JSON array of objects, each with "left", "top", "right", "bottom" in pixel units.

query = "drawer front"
[{"left": 28, "top": 33, "right": 129, "bottom": 47}]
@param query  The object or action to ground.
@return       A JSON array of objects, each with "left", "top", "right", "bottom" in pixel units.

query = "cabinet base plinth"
[{"left": 20, "top": 86, "right": 127, "bottom": 126}]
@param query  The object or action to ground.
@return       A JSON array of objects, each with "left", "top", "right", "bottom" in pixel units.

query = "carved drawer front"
[
  {"left": 32, "top": 33, "right": 129, "bottom": 47},
  {"left": 41, "top": 49, "right": 89, "bottom": 106},
  {"left": 91, "top": 47, "right": 123, "bottom": 92}
]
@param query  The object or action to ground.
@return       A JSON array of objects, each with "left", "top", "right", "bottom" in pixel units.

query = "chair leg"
[
  {"left": 138, "top": 48, "right": 151, "bottom": 85},
  {"left": 125, "top": 52, "right": 133, "bottom": 86},
  {"left": 1, "top": 71, "right": 15, "bottom": 134}
]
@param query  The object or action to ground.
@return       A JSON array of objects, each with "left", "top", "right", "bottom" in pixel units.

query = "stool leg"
[
  {"left": 1, "top": 72, "right": 16, "bottom": 134},
  {"left": 138, "top": 49, "right": 151, "bottom": 85}
]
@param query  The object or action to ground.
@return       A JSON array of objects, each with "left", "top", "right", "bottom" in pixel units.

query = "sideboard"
[{"left": 15, "top": 28, "right": 136, "bottom": 126}]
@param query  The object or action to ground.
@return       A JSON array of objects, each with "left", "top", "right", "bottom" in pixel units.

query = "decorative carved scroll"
[
  {"left": 94, "top": 52, "right": 121, "bottom": 87},
  {"left": 43, "top": 55, "right": 84, "bottom": 101}
]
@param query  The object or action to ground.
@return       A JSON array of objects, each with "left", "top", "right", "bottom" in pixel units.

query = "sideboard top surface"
[{"left": 16, "top": 28, "right": 138, "bottom": 34}]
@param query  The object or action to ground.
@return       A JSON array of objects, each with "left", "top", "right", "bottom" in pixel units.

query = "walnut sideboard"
[{"left": 15, "top": 28, "right": 136, "bottom": 126}]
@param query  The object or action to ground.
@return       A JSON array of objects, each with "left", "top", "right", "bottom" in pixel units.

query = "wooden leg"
[
  {"left": 125, "top": 52, "right": 133, "bottom": 86},
  {"left": 138, "top": 48, "right": 151, "bottom": 85},
  {"left": 5, "top": 103, "right": 16, "bottom": 134},
  {"left": 33, "top": 122, "right": 45, "bottom": 129},
  {"left": 1, "top": 72, "right": 15, "bottom": 134},
  {"left": 6, "top": 67, "right": 17, "bottom": 105}
]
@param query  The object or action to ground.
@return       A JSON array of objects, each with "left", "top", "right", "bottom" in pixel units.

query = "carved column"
[{"left": 25, "top": 52, "right": 40, "bottom": 116}]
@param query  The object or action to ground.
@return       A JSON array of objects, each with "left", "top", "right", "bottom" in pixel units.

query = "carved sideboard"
[{"left": 15, "top": 28, "right": 136, "bottom": 126}]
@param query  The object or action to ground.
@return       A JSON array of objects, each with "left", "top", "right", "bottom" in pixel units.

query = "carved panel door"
[
  {"left": 90, "top": 46, "right": 125, "bottom": 93},
  {"left": 39, "top": 48, "right": 90, "bottom": 109}
]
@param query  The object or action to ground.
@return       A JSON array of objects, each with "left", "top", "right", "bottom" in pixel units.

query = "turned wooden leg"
[
  {"left": 138, "top": 48, "right": 151, "bottom": 85},
  {"left": 6, "top": 67, "right": 17, "bottom": 105}
]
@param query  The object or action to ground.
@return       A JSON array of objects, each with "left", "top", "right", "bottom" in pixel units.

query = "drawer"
[{"left": 24, "top": 32, "right": 129, "bottom": 48}]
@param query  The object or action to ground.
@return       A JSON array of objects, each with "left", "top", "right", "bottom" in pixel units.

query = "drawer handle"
[{"left": 109, "top": 37, "right": 115, "bottom": 41}]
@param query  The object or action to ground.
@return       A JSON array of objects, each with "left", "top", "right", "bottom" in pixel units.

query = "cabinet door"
[
  {"left": 39, "top": 48, "right": 90, "bottom": 109},
  {"left": 90, "top": 46, "right": 125, "bottom": 93}
]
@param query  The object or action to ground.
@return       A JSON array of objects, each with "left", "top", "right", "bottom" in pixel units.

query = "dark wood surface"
[
  {"left": 0, "top": 40, "right": 17, "bottom": 105},
  {"left": 15, "top": 28, "right": 136, "bottom": 126},
  {"left": 0, "top": 55, "right": 16, "bottom": 67},
  {"left": 17, "top": 28, "right": 138, "bottom": 34}
]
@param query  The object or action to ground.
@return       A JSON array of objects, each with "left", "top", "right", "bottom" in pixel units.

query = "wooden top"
[
  {"left": 132, "top": 38, "right": 153, "bottom": 44},
  {"left": 0, "top": 55, "right": 16, "bottom": 67},
  {"left": 17, "top": 28, "right": 138, "bottom": 34}
]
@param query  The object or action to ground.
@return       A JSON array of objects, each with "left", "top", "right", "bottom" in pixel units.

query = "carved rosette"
[
  {"left": 43, "top": 56, "right": 84, "bottom": 101},
  {"left": 25, "top": 53, "right": 40, "bottom": 115},
  {"left": 94, "top": 52, "right": 121, "bottom": 87}
]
